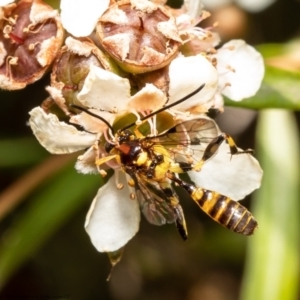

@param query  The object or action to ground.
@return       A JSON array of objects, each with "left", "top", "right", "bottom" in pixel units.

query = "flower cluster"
[{"left": 1, "top": 0, "right": 264, "bottom": 257}]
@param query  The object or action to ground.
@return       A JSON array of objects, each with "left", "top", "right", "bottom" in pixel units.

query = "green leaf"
[
  {"left": 240, "top": 110, "right": 300, "bottom": 300},
  {"left": 225, "top": 65, "right": 300, "bottom": 110},
  {"left": 0, "top": 137, "right": 48, "bottom": 168},
  {"left": 256, "top": 43, "right": 291, "bottom": 58},
  {"left": 0, "top": 163, "right": 103, "bottom": 288}
]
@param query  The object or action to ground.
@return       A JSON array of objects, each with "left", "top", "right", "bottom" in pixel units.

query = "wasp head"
[{"left": 117, "top": 129, "right": 135, "bottom": 144}]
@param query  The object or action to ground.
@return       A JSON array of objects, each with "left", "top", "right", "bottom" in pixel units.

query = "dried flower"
[
  {"left": 0, "top": 0, "right": 64, "bottom": 89},
  {"left": 96, "top": 0, "right": 182, "bottom": 73}
]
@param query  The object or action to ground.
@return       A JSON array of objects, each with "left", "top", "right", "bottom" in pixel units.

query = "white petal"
[
  {"left": 75, "top": 146, "right": 98, "bottom": 174},
  {"left": 70, "top": 110, "right": 113, "bottom": 133},
  {"left": 216, "top": 39, "right": 264, "bottom": 101},
  {"left": 60, "top": 0, "right": 109, "bottom": 37},
  {"left": 77, "top": 65, "right": 130, "bottom": 112},
  {"left": 102, "top": 33, "right": 130, "bottom": 61},
  {"left": 30, "top": 0, "right": 58, "bottom": 25},
  {"left": 0, "top": 0, "right": 14, "bottom": 6},
  {"left": 100, "top": 6, "right": 128, "bottom": 25},
  {"left": 157, "top": 18, "right": 182, "bottom": 43},
  {"left": 75, "top": 145, "right": 111, "bottom": 174},
  {"left": 183, "top": 0, "right": 204, "bottom": 19},
  {"left": 85, "top": 174, "right": 141, "bottom": 252},
  {"left": 131, "top": 0, "right": 157, "bottom": 13},
  {"left": 128, "top": 84, "right": 166, "bottom": 112},
  {"left": 29, "top": 107, "right": 96, "bottom": 154},
  {"left": 168, "top": 55, "right": 218, "bottom": 111},
  {"left": 189, "top": 142, "right": 263, "bottom": 200}
]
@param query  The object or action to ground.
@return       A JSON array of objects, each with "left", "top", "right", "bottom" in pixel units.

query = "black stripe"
[
  {"left": 224, "top": 202, "right": 242, "bottom": 229},
  {"left": 240, "top": 217, "right": 258, "bottom": 235},
  {"left": 175, "top": 220, "right": 188, "bottom": 241},
  {"left": 209, "top": 195, "right": 227, "bottom": 218},
  {"left": 178, "top": 162, "right": 193, "bottom": 171},
  {"left": 179, "top": 181, "right": 195, "bottom": 194},
  {"left": 234, "top": 211, "right": 251, "bottom": 233},
  {"left": 162, "top": 187, "right": 173, "bottom": 198},
  {"left": 197, "top": 190, "right": 211, "bottom": 206}
]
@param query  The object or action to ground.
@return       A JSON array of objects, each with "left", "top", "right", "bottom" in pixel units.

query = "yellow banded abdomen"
[{"left": 192, "top": 188, "right": 258, "bottom": 235}]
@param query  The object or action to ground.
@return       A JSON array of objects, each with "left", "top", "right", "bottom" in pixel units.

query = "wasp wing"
[
  {"left": 134, "top": 175, "right": 177, "bottom": 226},
  {"left": 148, "top": 117, "right": 219, "bottom": 166}
]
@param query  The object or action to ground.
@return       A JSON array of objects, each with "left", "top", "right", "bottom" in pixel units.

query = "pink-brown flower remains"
[{"left": 0, "top": 0, "right": 64, "bottom": 89}]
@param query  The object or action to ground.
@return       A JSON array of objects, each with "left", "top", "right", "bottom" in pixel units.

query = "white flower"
[
  {"left": 28, "top": 0, "right": 264, "bottom": 255},
  {"left": 28, "top": 54, "right": 220, "bottom": 252},
  {"left": 60, "top": 0, "right": 110, "bottom": 37},
  {"left": 29, "top": 111, "right": 263, "bottom": 253},
  {"left": 176, "top": 1, "right": 264, "bottom": 104}
]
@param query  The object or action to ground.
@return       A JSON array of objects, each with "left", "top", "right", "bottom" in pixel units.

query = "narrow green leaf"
[
  {"left": 0, "top": 164, "right": 103, "bottom": 288},
  {"left": 256, "top": 43, "right": 292, "bottom": 58},
  {"left": 0, "top": 137, "right": 48, "bottom": 168},
  {"left": 240, "top": 110, "right": 300, "bottom": 300}
]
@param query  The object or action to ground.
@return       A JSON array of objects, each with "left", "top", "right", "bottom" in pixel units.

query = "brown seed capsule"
[
  {"left": 96, "top": 0, "right": 182, "bottom": 74},
  {"left": 0, "top": 0, "right": 64, "bottom": 90},
  {"left": 133, "top": 65, "right": 169, "bottom": 95},
  {"left": 48, "top": 37, "right": 119, "bottom": 115}
]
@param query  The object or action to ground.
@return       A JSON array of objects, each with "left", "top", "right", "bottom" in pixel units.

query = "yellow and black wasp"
[{"left": 72, "top": 85, "right": 258, "bottom": 240}]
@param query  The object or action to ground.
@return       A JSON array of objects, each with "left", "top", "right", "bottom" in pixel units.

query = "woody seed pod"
[{"left": 96, "top": 0, "right": 182, "bottom": 74}]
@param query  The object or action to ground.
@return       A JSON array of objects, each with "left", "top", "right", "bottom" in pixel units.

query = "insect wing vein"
[
  {"left": 149, "top": 118, "right": 219, "bottom": 165},
  {"left": 134, "top": 175, "right": 176, "bottom": 226}
]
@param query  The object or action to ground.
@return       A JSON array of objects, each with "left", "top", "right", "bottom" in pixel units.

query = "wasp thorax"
[
  {"left": 116, "top": 130, "right": 148, "bottom": 166},
  {"left": 0, "top": 0, "right": 64, "bottom": 90},
  {"left": 96, "top": 0, "right": 182, "bottom": 74}
]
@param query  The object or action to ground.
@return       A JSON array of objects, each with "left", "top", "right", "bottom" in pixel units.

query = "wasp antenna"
[
  {"left": 122, "top": 84, "right": 205, "bottom": 131},
  {"left": 70, "top": 104, "right": 115, "bottom": 135}
]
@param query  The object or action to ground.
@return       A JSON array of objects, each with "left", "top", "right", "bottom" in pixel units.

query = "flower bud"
[{"left": 48, "top": 37, "right": 118, "bottom": 115}]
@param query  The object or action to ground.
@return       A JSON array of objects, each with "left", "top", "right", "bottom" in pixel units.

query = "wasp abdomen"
[{"left": 192, "top": 189, "right": 258, "bottom": 236}]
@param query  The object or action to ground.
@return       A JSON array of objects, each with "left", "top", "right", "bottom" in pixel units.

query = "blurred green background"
[{"left": 0, "top": 0, "right": 299, "bottom": 299}]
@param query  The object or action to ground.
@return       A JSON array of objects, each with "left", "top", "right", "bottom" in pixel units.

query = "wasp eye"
[
  {"left": 105, "top": 142, "right": 114, "bottom": 153},
  {"left": 118, "top": 130, "right": 133, "bottom": 143}
]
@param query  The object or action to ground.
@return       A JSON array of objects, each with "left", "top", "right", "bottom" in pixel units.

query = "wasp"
[{"left": 72, "top": 85, "right": 258, "bottom": 240}]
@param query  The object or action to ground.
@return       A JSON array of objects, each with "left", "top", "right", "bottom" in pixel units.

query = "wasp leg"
[
  {"left": 145, "top": 151, "right": 164, "bottom": 179},
  {"left": 193, "top": 133, "right": 254, "bottom": 171},
  {"left": 95, "top": 154, "right": 117, "bottom": 166},
  {"left": 167, "top": 173, "right": 258, "bottom": 236},
  {"left": 92, "top": 132, "right": 113, "bottom": 176},
  {"left": 158, "top": 180, "right": 188, "bottom": 240}
]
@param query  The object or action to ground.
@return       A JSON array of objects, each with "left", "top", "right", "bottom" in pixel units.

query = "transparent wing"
[
  {"left": 147, "top": 117, "right": 219, "bottom": 165},
  {"left": 134, "top": 175, "right": 177, "bottom": 226}
]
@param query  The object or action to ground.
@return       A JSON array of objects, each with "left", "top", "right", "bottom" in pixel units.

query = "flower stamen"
[
  {"left": 23, "top": 20, "right": 48, "bottom": 34},
  {"left": 28, "top": 42, "right": 41, "bottom": 51},
  {"left": 5, "top": 56, "right": 18, "bottom": 79}
]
